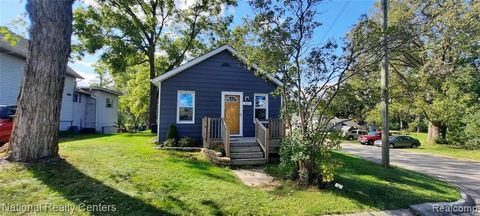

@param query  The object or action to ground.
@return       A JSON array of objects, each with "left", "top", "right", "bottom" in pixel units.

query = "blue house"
[{"left": 151, "top": 45, "right": 283, "bottom": 145}]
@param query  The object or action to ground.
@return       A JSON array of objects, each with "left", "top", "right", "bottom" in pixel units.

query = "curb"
[{"left": 410, "top": 191, "right": 477, "bottom": 215}]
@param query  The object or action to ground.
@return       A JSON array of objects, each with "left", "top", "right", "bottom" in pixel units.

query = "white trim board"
[
  {"left": 157, "top": 81, "right": 162, "bottom": 141},
  {"left": 221, "top": 91, "right": 243, "bottom": 137},
  {"left": 176, "top": 90, "right": 195, "bottom": 124},
  {"left": 253, "top": 93, "right": 269, "bottom": 123},
  {"left": 150, "top": 45, "right": 283, "bottom": 87}
]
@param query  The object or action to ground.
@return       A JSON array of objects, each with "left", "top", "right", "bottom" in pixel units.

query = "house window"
[
  {"left": 254, "top": 93, "right": 268, "bottom": 122},
  {"left": 73, "top": 93, "right": 81, "bottom": 103},
  {"left": 106, "top": 98, "right": 113, "bottom": 108},
  {"left": 177, "top": 90, "right": 195, "bottom": 124}
]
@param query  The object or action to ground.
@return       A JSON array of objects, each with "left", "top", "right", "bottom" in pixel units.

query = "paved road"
[{"left": 341, "top": 143, "right": 480, "bottom": 208}]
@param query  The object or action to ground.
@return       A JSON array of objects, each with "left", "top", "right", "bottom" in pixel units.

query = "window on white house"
[
  {"left": 73, "top": 93, "right": 81, "bottom": 103},
  {"left": 106, "top": 98, "right": 113, "bottom": 108},
  {"left": 177, "top": 91, "right": 195, "bottom": 123},
  {"left": 254, "top": 93, "right": 268, "bottom": 122}
]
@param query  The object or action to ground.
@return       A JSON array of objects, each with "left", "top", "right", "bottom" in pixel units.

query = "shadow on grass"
[
  {"left": 59, "top": 132, "right": 156, "bottom": 143},
  {"left": 25, "top": 159, "right": 176, "bottom": 215},
  {"left": 122, "top": 132, "right": 156, "bottom": 138},
  {"left": 336, "top": 153, "right": 459, "bottom": 208},
  {"left": 59, "top": 133, "right": 113, "bottom": 142},
  {"left": 163, "top": 151, "right": 237, "bottom": 183},
  {"left": 201, "top": 200, "right": 225, "bottom": 216},
  {"left": 267, "top": 153, "right": 459, "bottom": 210}
]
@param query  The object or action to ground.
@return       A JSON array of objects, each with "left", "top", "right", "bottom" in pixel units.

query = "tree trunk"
[
  {"left": 8, "top": 0, "right": 74, "bottom": 162},
  {"left": 416, "top": 117, "right": 421, "bottom": 133},
  {"left": 148, "top": 55, "right": 158, "bottom": 132},
  {"left": 427, "top": 121, "right": 440, "bottom": 144}
]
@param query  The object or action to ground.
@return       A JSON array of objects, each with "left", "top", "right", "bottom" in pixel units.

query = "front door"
[
  {"left": 223, "top": 94, "right": 241, "bottom": 135},
  {"left": 85, "top": 97, "right": 96, "bottom": 129}
]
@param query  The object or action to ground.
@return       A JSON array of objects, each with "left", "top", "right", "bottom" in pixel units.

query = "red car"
[
  {"left": 358, "top": 131, "right": 382, "bottom": 145},
  {"left": 0, "top": 105, "right": 16, "bottom": 145}
]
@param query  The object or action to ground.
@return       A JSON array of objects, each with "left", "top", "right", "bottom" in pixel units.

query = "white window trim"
[
  {"left": 221, "top": 91, "right": 243, "bottom": 136},
  {"left": 253, "top": 93, "right": 269, "bottom": 123},
  {"left": 156, "top": 81, "right": 162, "bottom": 141},
  {"left": 176, "top": 90, "right": 195, "bottom": 124}
]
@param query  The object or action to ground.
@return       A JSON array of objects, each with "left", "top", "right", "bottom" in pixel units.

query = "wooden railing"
[
  {"left": 202, "top": 117, "right": 209, "bottom": 148},
  {"left": 267, "top": 118, "right": 284, "bottom": 140},
  {"left": 255, "top": 118, "right": 269, "bottom": 162},
  {"left": 202, "top": 117, "right": 230, "bottom": 157},
  {"left": 221, "top": 119, "right": 230, "bottom": 157}
]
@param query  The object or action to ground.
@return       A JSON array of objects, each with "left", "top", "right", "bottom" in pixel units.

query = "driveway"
[{"left": 341, "top": 143, "right": 480, "bottom": 207}]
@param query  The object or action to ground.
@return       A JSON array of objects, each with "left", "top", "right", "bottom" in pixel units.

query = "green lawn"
[
  {"left": 0, "top": 133, "right": 459, "bottom": 215},
  {"left": 405, "top": 132, "right": 480, "bottom": 161}
]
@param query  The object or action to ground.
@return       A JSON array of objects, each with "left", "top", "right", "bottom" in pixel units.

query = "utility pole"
[{"left": 381, "top": 0, "right": 390, "bottom": 168}]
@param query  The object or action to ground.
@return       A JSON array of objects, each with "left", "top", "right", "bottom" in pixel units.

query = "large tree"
[
  {"left": 346, "top": 0, "right": 480, "bottom": 145},
  {"left": 8, "top": 0, "right": 74, "bottom": 162},
  {"left": 74, "top": 0, "right": 235, "bottom": 130},
  {"left": 239, "top": 0, "right": 378, "bottom": 186}
]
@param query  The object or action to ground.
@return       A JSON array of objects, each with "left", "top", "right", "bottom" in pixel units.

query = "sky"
[{"left": 0, "top": 0, "right": 375, "bottom": 87}]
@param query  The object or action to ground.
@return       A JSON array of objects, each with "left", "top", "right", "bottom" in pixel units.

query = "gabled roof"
[
  {"left": 150, "top": 45, "right": 283, "bottom": 86},
  {"left": 80, "top": 87, "right": 122, "bottom": 96},
  {"left": 75, "top": 88, "right": 91, "bottom": 95},
  {"left": 0, "top": 29, "right": 84, "bottom": 79}
]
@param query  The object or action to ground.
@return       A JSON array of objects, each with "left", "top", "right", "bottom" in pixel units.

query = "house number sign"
[{"left": 243, "top": 96, "right": 252, "bottom": 106}]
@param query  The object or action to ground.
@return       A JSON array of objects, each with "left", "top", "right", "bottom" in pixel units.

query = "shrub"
[
  {"left": 463, "top": 112, "right": 480, "bottom": 150},
  {"left": 408, "top": 118, "right": 428, "bottom": 132},
  {"left": 163, "top": 138, "right": 177, "bottom": 147},
  {"left": 446, "top": 112, "right": 480, "bottom": 150},
  {"left": 166, "top": 124, "right": 177, "bottom": 140},
  {"left": 179, "top": 137, "right": 196, "bottom": 147},
  {"left": 279, "top": 129, "right": 341, "bottom": 187}
]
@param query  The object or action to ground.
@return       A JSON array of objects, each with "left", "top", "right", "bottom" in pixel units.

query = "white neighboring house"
[
  {"left": 77, "top": 87, "right": 120, "bottom": 134},
  {"left": 327, "top": 117, "right": 362, "bottom": 131},
  {"left": 0, "top": 32, "right": 120, "bottom": 134}
]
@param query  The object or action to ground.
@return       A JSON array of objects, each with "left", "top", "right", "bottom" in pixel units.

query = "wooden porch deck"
[{"left": 202, "top": 118, "right": 284, "bottom": 166}]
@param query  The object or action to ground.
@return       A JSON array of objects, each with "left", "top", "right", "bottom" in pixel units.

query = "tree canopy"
[
  {"left": 342, "top": 0, "right": 480, "bottom": 147},
  {"left": 74, "top": 0, "right": 236, "bottom": 128}
]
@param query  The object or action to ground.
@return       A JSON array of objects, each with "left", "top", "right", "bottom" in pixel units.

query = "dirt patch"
[{"left": 233, "top": 168, "right": 280, "bottom": 190}]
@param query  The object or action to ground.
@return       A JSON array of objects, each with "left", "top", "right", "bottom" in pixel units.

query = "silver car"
[
  {"left": 344, "top": 129, "right": 367, "bottom": 141},
  {"left": 374, "top": 135, "right": 421, "bottom": 149}
]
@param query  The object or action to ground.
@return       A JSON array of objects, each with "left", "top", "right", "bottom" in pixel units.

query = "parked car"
[
  {"left": 358, "top": 131, "right": 382, "bottom": 145},
  {"left": 374, "top": 135, "right": 421, "bottom": 149},
  {"left": 344, "top": 129, "right": 367, "bottom": 141},
  {"left": 0, "top": 105, "right": 16, "bottom": 145}
]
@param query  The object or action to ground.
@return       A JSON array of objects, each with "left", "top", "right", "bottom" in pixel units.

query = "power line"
[{"left": 319, "top": 0, "right": 351, "bottom": 43}]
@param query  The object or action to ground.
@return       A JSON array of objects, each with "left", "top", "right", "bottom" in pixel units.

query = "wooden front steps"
[{"left": 230, "top": 137, "right": 266, "bottom": 166}]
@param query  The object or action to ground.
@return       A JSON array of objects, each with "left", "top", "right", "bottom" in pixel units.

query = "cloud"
[
  {"left": 81, "top": 0, "right": 100, "bottom": 8},
  {"left": 74, "top": 59, "right": 94, "bottom": 67},
  {"left": 220, "top": 4, "right": 236, "bottom": 17},
  {"left": 76, "top": 71, "right": 98, "bottom": 87},
  {"left": 175, "top": 0, "right": 197, "bottom": 10}
]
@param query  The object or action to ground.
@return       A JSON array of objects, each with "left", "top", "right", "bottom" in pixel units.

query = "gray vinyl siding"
[
  {"left": 59, "top": 76, "right": 77, "bottom": 131},
  {"left": 0, "top": 53, "right": 24, "bottom": 105},
  {"left": 159, "top": 50, "right": 281, "bottom": 144},
  {"left": 0, "top": 52, "right": 93, "bottom": 131},
  {"left": 90, "top": 90, "right": 118, "bottom": 134}
]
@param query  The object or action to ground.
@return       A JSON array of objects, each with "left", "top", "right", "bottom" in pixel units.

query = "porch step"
[
  {"left": 229, "top": 137, "right": 267, "bottom": 165},
  {"left": 230, "top": 137, "right": 257, "bottom": 144},
  {"left": 230, "top": 142, "right": 258, "bottom": 147},
  {"left": 230, "top": 158, "right": 266, "bottom": 166},
  {"left": 230, "top": 152, "right": 264, "bottom": 159},
  {"left": 230, "top": 146, "right": 262, "bottom": 153}
]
